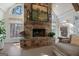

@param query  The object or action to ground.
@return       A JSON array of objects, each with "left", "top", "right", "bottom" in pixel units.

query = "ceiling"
[
  {"left": 0, "top": 3, "right": 15, "bottom": 12},
  {"left": 52, "top": 3, "right": 76, "bottom": 22}
]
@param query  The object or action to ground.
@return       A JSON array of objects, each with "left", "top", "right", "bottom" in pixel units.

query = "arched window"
[
  {"left": 12, "top": 5, "right": 23, "bottom": 15},
  {"left": 9, "top": 4, "right": 24, "bottom": 38}
]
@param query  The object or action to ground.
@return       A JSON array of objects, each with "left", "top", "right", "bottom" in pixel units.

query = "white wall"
[{"left": 0, "top": 3, "right": 14, "bottom": 12}]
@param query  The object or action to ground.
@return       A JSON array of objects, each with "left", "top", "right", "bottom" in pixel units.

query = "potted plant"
[
  {"left": 48, "top": 32, "right": 55, "bottom": 43},
  {"left": 0, "top": 21, "right": 6, "bottom": 49},
  {"left": 48, "top": 32, "right": 55, "bottom": 37}
]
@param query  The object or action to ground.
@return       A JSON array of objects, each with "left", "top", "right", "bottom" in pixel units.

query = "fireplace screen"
[{"left": 33, "top": 29, "right": 46, "bottom": 37}]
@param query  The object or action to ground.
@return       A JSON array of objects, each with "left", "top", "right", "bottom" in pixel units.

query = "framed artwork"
[
  {"left": 31, "top": 4, "right": 48, "bottom": 22},
  {"left": 60, "top": 26, "right": 68, "bottom": 37}
]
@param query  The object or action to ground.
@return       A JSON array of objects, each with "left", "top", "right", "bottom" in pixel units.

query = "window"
[
  {"left": 10, "top": 23, "right": 23, "bottom": 37},
  {"left": 12, "top": 6, "right": 23, "bottom": 15}
]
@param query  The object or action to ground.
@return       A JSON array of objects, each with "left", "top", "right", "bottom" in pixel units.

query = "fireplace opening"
[{"left": 33, "top": 29, "right": 46, "bottom": 37}]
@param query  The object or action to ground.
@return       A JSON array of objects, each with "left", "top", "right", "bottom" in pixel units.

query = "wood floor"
[
  {"left": 1, "top": 42, "right": 79, "bottom": 56},
  {"left": 0, "top": 43, "right": 55, "bottom": 56}
]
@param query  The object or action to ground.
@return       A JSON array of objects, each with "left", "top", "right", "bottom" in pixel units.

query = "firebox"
[{"left": 33, "top": 29, "right": 46, "bottom": 37}]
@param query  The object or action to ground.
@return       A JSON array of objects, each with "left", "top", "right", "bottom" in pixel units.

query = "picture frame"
[{"left": 31, "top": 4, "right": 48, "bottom": 22}]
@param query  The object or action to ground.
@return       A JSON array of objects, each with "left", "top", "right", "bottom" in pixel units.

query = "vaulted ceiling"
[
  {"left": 0, "top": 3, "right": 15, "bottom": 12},
  {"left": 52, "top": 3, "right": 76, "bottom": 22}
]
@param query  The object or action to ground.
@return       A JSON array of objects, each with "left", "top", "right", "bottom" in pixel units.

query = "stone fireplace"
[{"left": 20, "top": 3, "right": 53, "bottom": 49}]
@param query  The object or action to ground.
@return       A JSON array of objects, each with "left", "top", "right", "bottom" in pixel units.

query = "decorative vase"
[{"left": 0, "top": 39, "right": 4, "bottom": 49}]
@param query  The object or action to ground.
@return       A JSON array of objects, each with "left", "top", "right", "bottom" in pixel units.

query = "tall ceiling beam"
[{"left": 72, "top": 3, "right": 79, "bottom": 11}]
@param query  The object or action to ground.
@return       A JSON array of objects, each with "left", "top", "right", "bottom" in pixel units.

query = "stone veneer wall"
[{"left": 20, "top": 3, "right": 53, "bottom": 49}]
